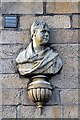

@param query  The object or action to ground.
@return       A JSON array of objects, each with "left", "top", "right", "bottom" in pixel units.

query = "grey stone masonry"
[
  {"left": 2, "top": 2, "right": 43, "bottom": 14},
  {"left": 2, "top": 106, "right": 16, "bottom": 118},
  {"left": 46, "top": 2, "right": 79, "bottom": 13},
  {"left": 72, "top": 15, "right": 80, "bottom": 28},
  {"left": 63, "top": 105, "right": 78, "bottom": 118},
  {"left": 1, "top": 29, "right": 79, "bottom": 44},
  {"left": 17, "top": 105, "right": 62, "bottom": 118},
  {"left": 20, "top": 15, "right": 71, "bottom": 29},
  {"left": 2, "top": 88, "right": 61, "bottom": 106},
  {"left": 1, "top": 1, "right": 79, "bottom": 119},
  {"left": 0, "top": 16, "right": 2, "bottom": 30}
]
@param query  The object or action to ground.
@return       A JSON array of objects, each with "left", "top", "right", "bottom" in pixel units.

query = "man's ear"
[
  {"left": 33, "top": 30, "right": 36, "bottom": 37},
  {"left": 32, "top": 34, "right": 36, "bottom": 39},
  {"left": 33, "top": 32, "right": 36, "bottom": 37},
  {"left": 34, "top": 34, "right": 36, "bottom": 37}
]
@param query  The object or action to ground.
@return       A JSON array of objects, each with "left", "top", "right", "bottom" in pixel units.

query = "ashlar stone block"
[
  {"left": 46, "top": 2, "right": 78, "bottom": 13},
  {"left": 2, "top": 88, "right": 21, "bottom": 105},
  {"left": 72, "top": 15, "right": 80, "bottom": 28},
  {"left": 60, "top": 89, "right": 78, "bottom": 105},
  {"left": 2, "top": 106, "right": 16, "bottom": 118},
  {"left": 1, "top": 30, "right": 30, "bottom": 44},
  {"left": 17, "top": 105, "right": 62, "bottom": 118},
  {"left": 2, "top": 74, "right": 28, "bottom": 89},
  {"left": 63, "top": 105, "right": 78, "bottom": 118},
  {"left": 2, "top": 2, "right": 43, "bottom": 14},
  {"left": 20, "top": 15, "right": 71, "bottom": 29}
]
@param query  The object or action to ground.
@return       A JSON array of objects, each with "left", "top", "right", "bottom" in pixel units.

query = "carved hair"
[{"left": 31, "top": 20, "right": 50, "bottom": 38}]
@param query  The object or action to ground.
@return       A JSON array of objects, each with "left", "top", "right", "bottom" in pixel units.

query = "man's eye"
[
  {"left": 41, "top": 30, "right": 46, "bottom": 33},
  {"left": 41, "top": 30, "right": 49, "bottom": 34}
]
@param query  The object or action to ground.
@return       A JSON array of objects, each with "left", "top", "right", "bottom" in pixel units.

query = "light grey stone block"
[
  {"left": 1, "top": 43, "right": 78, "bottom": 59},
  {"left": 0, "top": 88, "right": 2, "bottom": 105},
  {"left": 1, "top": 30, "right": 30, "bottom": 44},
  {"left": 60, "top": 89, "right": 78, "bottom": 105},
  {"left": 2, "top": 2, "right": 43, "bottom": 14},
  {"left": 38, "top": 15, "right": 71, "bottom": 28},
  {"left": 20, "top": 15, "right": 71, "bottom": 29},
  {"left": 72, "top": 15, "right": 80, "bottom": 28},
  {"left": 63, "top": 105, "right": 78, "bottom": 118},
  {"left": 46, "top": 2, "right": 78, "bottom": 14},
  {"left": 2, "top": 74, "right": 28, "bottom": 89},
  {"left": 0, "top": 16, "right": 2, "bottom": 30},
  {"left": 0, "top": 59, "right": 17, "bottom": 74},
  {"left": 2, "top": 88, "right": 21, "bottom": 105},
  {"left": 51, "top": 72, "right": 78, "bottom": 89},
  {"left": 51, "top": 44, "right": 78, "bottom": 59},
  {"left": 2, "top": 87, "right": 60, "bottom": 106},
  {"left": 0, "top": 44, "right": 26, "bottom": 59},
  {"left": 1, "top": 29, "right": 79, "bottom": 44},
  {"left": 50, "top": 29, "right": 78, "bottom": 44},
  {"left": 17, "top": 105, "right": 62, "bottom": 118},
  {"left": 20, "top": 15, "right": 37, "bottom": 30},
  {"left": 0, "top": 106, "right": 2, "bottom": 120},
  {"left": 2, "top": 106, "right": 16, "bottom": 118}
]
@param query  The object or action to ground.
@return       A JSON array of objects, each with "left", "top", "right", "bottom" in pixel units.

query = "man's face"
[{"left": 34, "top": 28, "right": 50, "bottom": 46}]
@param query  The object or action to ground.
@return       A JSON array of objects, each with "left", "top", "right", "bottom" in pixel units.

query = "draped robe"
[{"left": 16, "top": 42, "right": 62, "bottom": 75}]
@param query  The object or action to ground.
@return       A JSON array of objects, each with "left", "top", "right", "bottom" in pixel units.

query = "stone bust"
[{"left": 16, "top": 20, "right": 62, "bottom": 76}]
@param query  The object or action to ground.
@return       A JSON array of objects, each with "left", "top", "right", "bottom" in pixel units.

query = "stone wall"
[{"left": 0, "top": 1, "right": 79, "bottom": 119}]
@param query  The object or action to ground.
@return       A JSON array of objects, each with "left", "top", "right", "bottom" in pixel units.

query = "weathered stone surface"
[
  {"left": 63, "top": 105, "right": 78, "bottom": 118},
  {"left": 79, "top": 111, "right": 80, "bottom": 119},
  {"left": 17, "top": 105, "right": 36, "bottom": 118},
  {"left": 52, "top": 106, "right": 62, "bottom": 118},
  {"left": 46, "top": 2, "right": 78, "bottom": 13},
  {"left": 20, "top": 15, "right": 36, "bottom": 30},
  {"left": 17, "top": 105, "right": 62, "bottom": 118},
  {"left": 0, "top": 59, "right": 17, "bottom": 73},
  {"left": 51, "top": 45, "right": 78, "bottom": 77},
  {"left": 0, "top": 32, "right": 1, "bottom": 42},
  {"left": 78, "top": 89, "right": 80, "bottom": 104},
  {"left": 0, "top": 44, "right": 26, "bottom": 59},
  {"left": 2, "top": 87, "right": 60, "bottom": 106},
  {"left": 0, "top": 88, "right": 2, "bottom": 105},
  {"left": 60, "top": 89, "right": 78, "bottom": 105},
  {"left": 0, "top": 106, "right": 2, "bottom": 119},
  {"left": 50, "top": 29, "right": 78, "bottom": 44},
  {"left": 1, "top": 30, "right": 30, "bottom": 44},
  {"left": 2, "top": 88, "right": 21, "bottom": 105},
  {"left": 0, "top": 16, "right": 2, "bottom": 30},
  {"left": 51, "top": 72, "right": 78, "bottom": 89},
  {"left": 38, "top": 15, "right": 71, "bottom": 28},
  {"left": 20, "top": 15, "right": 71, "bottom": 29},
  {"left": 1, "top": 71, "right": 78, "bottom": 92},
  {"left": 72, "top": 15, "right": 80, "bottom": 28},
  {"left": 1, "top": 1, "right": 79, "bottom": 119},
  {"left": 2, "top": 74, "right": 28, "bottom": 88},
  {"left": 1, "top": 29, "right": 78, "bottom": 44},
  {"left": 1, "top": 44, "right": 78, "bottom": 59},
  {"left": 2, "top": 106, "right": 16, "bottom": 118},
  {"left": 61, "top": 58, "right": 78, "bottom": 75},
  {"left": 1, "top": 72, "right": 78, "bottom": 90},
  {"left": 52, "top": 44, "right": 78, "bottom": 59},
  {"left": 2, "top": 2, "right": 43, "bottom": 14}
]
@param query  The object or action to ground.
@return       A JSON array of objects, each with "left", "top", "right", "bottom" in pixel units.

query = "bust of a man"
[{"left": 16, "top": 20, "right": 62, "bottom": 75}]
